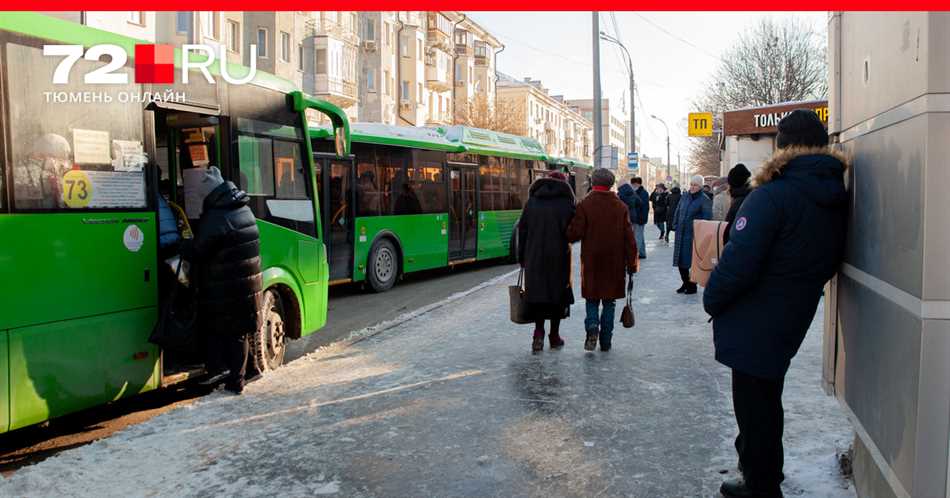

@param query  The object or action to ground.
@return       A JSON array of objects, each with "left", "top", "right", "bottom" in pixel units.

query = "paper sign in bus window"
[
  {"left": 72, "top": 128, "right": 111, "bottom": 165},
  {"left": 188, "top": 144, "right": 209, "bottom": 167}
]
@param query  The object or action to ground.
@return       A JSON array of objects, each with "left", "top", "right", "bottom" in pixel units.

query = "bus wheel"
[
  {"left": 367, "top": 238, "right": 398, "bottom": 292},
  {"left": 253, "top": 289, "right": 286, "bottom": 373}
]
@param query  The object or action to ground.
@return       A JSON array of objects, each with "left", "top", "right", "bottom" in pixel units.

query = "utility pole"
[
  {"left": 592, "top": 12, "right": 603, "bottom": 169},
  {"left": 599, "top": 31, "right": 635, "bottom": 160}
]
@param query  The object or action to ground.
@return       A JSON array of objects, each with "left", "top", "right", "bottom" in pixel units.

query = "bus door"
[
  {"left": 315, "top": 156, "right": 355, "bottom": 282},
  {"left": 448, "top": 163, "right": 478, "bottom": 261}
]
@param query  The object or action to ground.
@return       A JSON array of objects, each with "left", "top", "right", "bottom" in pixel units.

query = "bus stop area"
[{"left": 0, "top": 240, "right": 855, "bottom": 498}]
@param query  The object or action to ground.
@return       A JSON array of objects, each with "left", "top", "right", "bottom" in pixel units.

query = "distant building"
[{"left": 565, "top": 98, "right": 627, "bottom": 171}]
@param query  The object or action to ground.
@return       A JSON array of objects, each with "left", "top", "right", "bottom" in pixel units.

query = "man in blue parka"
[
  {"left": 618, "top": 177, "right": 650, "bottom": 259},
  {"left": 703, "top": 110, "right": 848, "bottom": 498}
]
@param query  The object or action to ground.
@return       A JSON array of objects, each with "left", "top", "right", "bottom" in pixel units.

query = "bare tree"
[
  {"left": 688, "top": 17, "right": 827, "bottom": 174},
  {"left": 455, "top": 94, "right": 526, "bottom": 136}
]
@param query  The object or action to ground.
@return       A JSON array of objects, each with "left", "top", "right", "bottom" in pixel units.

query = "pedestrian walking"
[
  {"left": 650, "top": 183, "right": 669, "bottom": 240},
  {"left": 567, "top": 168, "right": 638, "bottom": 352},
  {"left": 703, "top": 110, "right": 848, "bottom": 498},
  {"left": 722, "top": 164, "right": 751, "bottom": 245},
  {"left": 665, "top": 185, "right": 682, "bottom": 243},
  {"left": 517, "top": 172, "right": 576, "bottom": 352},
  {"left": 711, "top": 178, "right": 730, "bottom": 221},
  {"left": 183, "top": 166, "right": 262, "bottom": 395},
  {"left": 618, "top": 177, "right": 650, "bottom": 259},
  {"left": 671, "top": 175, "right": 713, "bottom": 295}
]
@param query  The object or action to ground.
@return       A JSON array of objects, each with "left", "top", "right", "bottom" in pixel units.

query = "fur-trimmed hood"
[
  {"left": 754, "top": 146, "right": 849, "bottom": 186},
  {"left": 754, "top": 146, "right": 849, "bottom": 208}
]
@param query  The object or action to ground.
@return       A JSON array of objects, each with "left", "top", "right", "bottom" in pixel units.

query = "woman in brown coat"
[{"left": 567, "top": 168, "right": 639, "bottom": 352}]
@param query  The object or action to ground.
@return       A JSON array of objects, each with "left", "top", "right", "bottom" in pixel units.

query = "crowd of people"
[{"left": 516, "top": 109, "right": 848, "bottom": 498}]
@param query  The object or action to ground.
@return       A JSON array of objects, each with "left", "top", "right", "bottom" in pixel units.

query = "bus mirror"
[{"left": 334, "top": 129, "right": 345, "bottom": 157}]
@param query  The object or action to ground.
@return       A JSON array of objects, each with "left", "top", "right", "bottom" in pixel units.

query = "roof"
[{"left": 309, "top": 123, "right": 549, "bottom": 161}]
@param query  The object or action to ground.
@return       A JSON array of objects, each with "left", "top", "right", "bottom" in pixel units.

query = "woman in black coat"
[
  {"left": 665, "top": 186, "right": 682, "bottom": 243},
  {"left": 518, "top": 172, "right": 576, "bottom": 352},
  {"left": 650, "top": 184, "right": 669, "bottom": 240}
]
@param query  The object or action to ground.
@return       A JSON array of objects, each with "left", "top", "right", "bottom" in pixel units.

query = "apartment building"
[
  {"left": 566, "top": 98, "right": 628, "bottom": 170},
  {"left": 49, "top": 11, "right": 157, "bottom": 41},
  {"left": 357, "top": 12, "right": 427, "bottom": 126},
  {"left": 496, "top": 75, "right": 593, "bottom": 164},
  {"left": 450, "top": 14, "right": 503, "bottom": 126},
  {"left": 425, "top": 12, "right": 455, "bottom": 126}
]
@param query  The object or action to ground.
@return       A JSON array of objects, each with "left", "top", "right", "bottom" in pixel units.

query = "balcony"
[
  {"left": 316, "top": 17, "right": 359, "bottom": 46},
  {"left": 455, "top": 44, "right": 471, "bottom": 57},
  {"left": 427, "top": 110, "right": 453, "bottom": 126},
  {"left": 313, "top": 74, "right": 358, "bottom": 108},
  {"left": 425, "top": 49, "right": 452, "bottom": 91}
]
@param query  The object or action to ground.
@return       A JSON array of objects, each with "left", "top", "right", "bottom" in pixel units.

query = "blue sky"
[{"left": 467, "top": 11, "right": 827, "bottom": 166}]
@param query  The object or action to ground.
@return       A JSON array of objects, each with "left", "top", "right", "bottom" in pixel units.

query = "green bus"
[
  {"left": 309, "top": 122, "right": 592, "bottom": 291},
  {"left": 0, "top": 13, "right": 344, "bottom": 433}
]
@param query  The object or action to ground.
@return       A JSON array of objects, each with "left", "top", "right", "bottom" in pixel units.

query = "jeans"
[
  {"left": 732, "top": 369, "right": 786, "bottom": 492},
  {"left": 585, "top": 299, "right": 616, "bottom": 345},
  {"left": 655, "top": 221, "right": 666, "bottom": 239},
  {"left": 633, "top": 223, "right": 647, "bottom": 258}
]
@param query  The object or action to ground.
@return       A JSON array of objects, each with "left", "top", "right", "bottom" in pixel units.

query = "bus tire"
[
  {"left": 367, "top": 238, "right": 399, "bottom": 292},
  {"left": 252, "top": 289, "right": 287, "bottom": 373}
]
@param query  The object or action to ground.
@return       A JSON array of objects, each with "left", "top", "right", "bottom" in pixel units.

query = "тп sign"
[{"left": 688, "top": 113, "right": 714, "bottom": 137}]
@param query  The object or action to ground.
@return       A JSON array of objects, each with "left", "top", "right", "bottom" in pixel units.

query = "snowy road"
[{"left": 0, "top": 238, "right": 855, "bottom": 498}]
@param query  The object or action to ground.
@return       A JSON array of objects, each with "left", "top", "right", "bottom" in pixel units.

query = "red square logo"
[{"left": 135, "top": 44, "right": 174, "bottom": 84}]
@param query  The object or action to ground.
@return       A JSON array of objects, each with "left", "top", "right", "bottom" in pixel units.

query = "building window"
[
  {"left": 297, "top": 44, "right": 304, "bottom": 71},
  {"left": 367, "top": 68, "right": 376, "bottom": 92},
  {"left": 280, "top": 31, "right": 290, "bottom": 62},
  {"left": 316, "top": 48, "right": 326, "bottom": 74},
  {"left": 128, "top": 12, "right": 144, "bottom": 26},
  {"left": 400, "top": 35, "right": 408, "bottom": 58},
  {"left": 401, "top": 80, "right": 409, "bottom": 102},
  {"left": 383, "top": 70, "right": 390, "bottom": 95},
  {"left": 176, "top": 12, "right": 189, "bottom": 33},
  {"left": 351, "top": 13, "right": 358, "bottom": 31},
  {"left": 201, "top": 12, "right": 217, "bottom": 39},
  {"left": 227, "top": 20, "right": 240, "bottom": 53},
  {"left": 365, "top": 18, "right": 375, "bottom": 41},
  {"left": 257, "top": 28, "right": 268, "bottom": 58},
  {"left": 384, "top": 22, "right": 391, "bottom": 46}
]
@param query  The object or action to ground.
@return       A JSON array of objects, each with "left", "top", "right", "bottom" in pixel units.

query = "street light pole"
[
  {"left": 592, "top": 12, "right": 603, "bottom": 169},
  {"left": 599, "top": 32, "right": 635, "bottom": 158},
  {"left": 650, "top": 114, "right": 670, "bottom": 180}
]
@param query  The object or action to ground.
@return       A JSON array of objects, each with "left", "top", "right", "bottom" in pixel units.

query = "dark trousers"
[
  {"left": 207, "top": 332, "right": 249, "bottom": 388},
  {"left": 678, "top": 266, "right": 690, "bottom": 284},
  {"left": 655, "top": 221, "right": 666, "bottom": 239},
  {"left": 732, "top": 369, "right": 785, "bottom": 491}
]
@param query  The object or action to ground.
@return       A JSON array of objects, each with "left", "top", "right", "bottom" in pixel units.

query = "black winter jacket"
[
  {"left": 722, "top": 184, "right": 751, "bottom": 245},
  {"left": 703, "top": 147, "right": 848, "bottom": 379},
  {"left": 666, "top": 188, "right": 682, "bottom": 228},
  {"left": 184, "top": 181, "right": 263, "bottom": 335},
  {"left": 618, "top": 184, "right": 650, "bottom": 225},
  {"left": 650, "top": 190, "right": 669, "bottom": 223},
  {"left": 518, "top": 178, "right": 576, "bottom": 314}
]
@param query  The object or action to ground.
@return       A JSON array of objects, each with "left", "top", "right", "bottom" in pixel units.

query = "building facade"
[
  {"left": 450, "top": 14, "right": 503, "bottom": 127},
  {"left": 566, "top": 98, "right": 627, "bottom": 170},
  {"left": 496, "top": 75, "right": 593, "bottom": 163}
]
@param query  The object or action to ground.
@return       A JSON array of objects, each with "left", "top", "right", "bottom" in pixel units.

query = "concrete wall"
[
  {"left": 827, "top": 11, "right": 950, "bottom": 498},
  {"left": 721, "top": 134, "right": 774, "bottom": 177}
]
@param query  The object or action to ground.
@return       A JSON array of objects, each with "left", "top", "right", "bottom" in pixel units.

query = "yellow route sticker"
[{"left": 62, "top": 170, "right": 92, "bottom": 208}]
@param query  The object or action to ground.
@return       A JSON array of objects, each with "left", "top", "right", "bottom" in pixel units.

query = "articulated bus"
[
  {"left": 308, "top": 123, "right": 592, "bottom": 291},
  {"left": 0, "top": 13, "right": 344, "bottom": 433}
]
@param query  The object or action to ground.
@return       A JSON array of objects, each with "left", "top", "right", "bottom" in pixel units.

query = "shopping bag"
[
  {"left": 509, "top": 269, "right": 532, "bottom": 324},
  {"left": 620, "top": 274, "right": 635, "bottom": 328},
  {"left": 691, "top": 220, "right": 728, "bottom": 287}
]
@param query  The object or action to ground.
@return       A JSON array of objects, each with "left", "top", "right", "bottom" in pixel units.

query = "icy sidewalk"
[{"left": 0, "top": 239, "right": 855, "bottom": 498}]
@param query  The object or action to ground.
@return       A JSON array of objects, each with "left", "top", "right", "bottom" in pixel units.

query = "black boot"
[
  {"left": 720, "top": 478, "right": 782, "bottom": 498},
  {"left": 584, "top": 329, "right": 598, "bottom": 351},
  {"left": 676, "top": 283, "right": 688, "bottom": 294},
  {"left": 684, "top": 283, "right": 698, "bottom": 295}
]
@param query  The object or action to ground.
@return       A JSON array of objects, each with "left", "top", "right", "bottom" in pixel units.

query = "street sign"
[
  {"left": 688, "top": 112, "right": 714, "bottom": 137},
  {"left": 627, "top": 151, "right": 638, "bottom": 160},
  {"left": 628, "top": 158, "right": 638, "bottom": 169}
]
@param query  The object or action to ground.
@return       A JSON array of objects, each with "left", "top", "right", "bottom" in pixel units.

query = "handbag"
[
  {"left": 149, "top": 258, "right": 198, "bottom": 352},
  {"left": 690, "top": 220, "right": 728, "bottom": 287},
  {"left": 509, "top": 268, "right": 532, "bottom": 324},
  {"left": 620, "top": 274, "right": 635, "bottom": 328}
]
